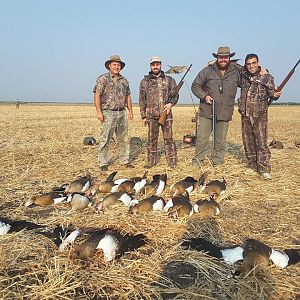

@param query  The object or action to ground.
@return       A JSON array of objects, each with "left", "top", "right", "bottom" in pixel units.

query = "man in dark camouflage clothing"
[
  {"left": 238, "top": 53, "right": 281, "bottom": 179},
  {"left": 94, "top": 55, "right": 134, "bottom": 171},
  {"left": 139, "top": 56, "right": 178, "bottom": 168}
]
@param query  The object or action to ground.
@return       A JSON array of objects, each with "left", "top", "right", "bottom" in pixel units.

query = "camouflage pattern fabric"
[
  {"left": 98, "top": 110, "right": 130, "bottom": 167},
  {"left": 147, "top": 118, "right": 177, "bottom": 166},
  {"left": 238, "top": 68, "right": 276, "bottom": 118},
  {"left": 238, "top": 67, "right": 276, "bottom": 173},
  {"left": 241, "top": 114, "right": 271, "bottom": 173},
  {"left": 139, "top": 71, "right": 178, "bottom": 166},
  {"left": 94, "top": 72, "right": 131, "bottom": 110},
  {"left": 139, "top": 71, "right": 178, "bottom": 120}
]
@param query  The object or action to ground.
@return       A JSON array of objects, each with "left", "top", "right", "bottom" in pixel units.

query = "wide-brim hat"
[
  {"left": 212, "top": 46, "right": 235, "bottom": 58},
  {"left": 105, "top": 55, "right": 125, "bottom": 70}
]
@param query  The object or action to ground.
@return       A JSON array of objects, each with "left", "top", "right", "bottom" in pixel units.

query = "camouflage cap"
[
  {"left": 212, "top": 46, "right": 235, "bottom": 58},
  {"left": 105, "top": 55, "right": 125, "bottom": 70},
  {"left": 150, "top": 56, "right": 161, "bottom": 64}
]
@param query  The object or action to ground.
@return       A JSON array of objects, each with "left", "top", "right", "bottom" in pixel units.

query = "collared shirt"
[
  {"left": 94, "top": 72, "right": 131, "bottom": 110},
  {"left": 139, "top": 71, "right": 178, "bottom": 120}
]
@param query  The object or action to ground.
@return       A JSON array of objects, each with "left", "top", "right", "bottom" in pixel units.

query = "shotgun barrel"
[
  {"left": 158, "top": 64, "right": 192, "bottom": 126},
  {"left": 212, "top": 99, "right": 216, "bottom": 149}
]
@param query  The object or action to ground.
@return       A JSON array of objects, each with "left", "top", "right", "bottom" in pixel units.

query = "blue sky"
[{"left": 0, "top": 0, "right": 299, "bottom": 103}]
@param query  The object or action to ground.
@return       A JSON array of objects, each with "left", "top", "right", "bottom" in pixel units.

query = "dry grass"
[{"left": 0, "top": 104, "right": 299, "bottom": 300}]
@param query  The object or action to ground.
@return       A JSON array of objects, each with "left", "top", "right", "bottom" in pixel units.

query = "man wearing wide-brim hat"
[
  {"left": 191, "top": 46, "right": 241, "bottom": 166},
  {"left": 93, "top": 55, "right": 134, "bottom": 171}
]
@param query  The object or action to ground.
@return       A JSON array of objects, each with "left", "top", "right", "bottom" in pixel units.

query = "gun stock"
[{"left": 158, "top": 111, "right": 168, "bottom": 126}]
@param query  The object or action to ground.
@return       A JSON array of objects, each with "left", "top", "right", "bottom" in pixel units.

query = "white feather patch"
[
  {"left": 163, "top": 199, "right": 173, "bottom": 212},
  {"left": 215, "top": 207, "right": 220, "bottom": 215},
  {"left": 270, "top": 249, "right": 289, "bottom": 268},
  {"left": 81, "top": 181, "right": 91, "bottom": 193},
  {"left": 134, "top": 178, "right": 147, "bottom": 192},
  {"left": 0, "top": 222, "right": 11, "bottom": 235},
  {"left": 193, "top": 204, "right": 199, "bottom": 213},
  {"left": 114, "top": 178, "right": 128, "bottom": 185},
  {"left": 66, "top": 194, "right": 73, "bottom": 202},
  {"left": 53, "top": 196, "right": 67, "bottom": 204},
  {"left": 96, "top": 234, "right": 119, "bottom": 262},
  {"left": 152, "top": 199, "right": 164, "bottom": 211},
  {"left": 58, "top": 230, "right": 81, "bottom": 251},
  {"left": 221, "top": 246, "right": 244, "bottom": 264},
  {"left": 155, "top": 180, "right": 165, "bottom": 196},
  {"left": 129, "top": 199, "right": 139, "bottom": 207},
  {"left": 119, "top": 193, "right": 132, "bottom": 206},
  {"left": 185, "top": 186, "right": 194, "bottom": 193},
  {"left": 110, "top": 185, "right": 120, "bottom": 193}
]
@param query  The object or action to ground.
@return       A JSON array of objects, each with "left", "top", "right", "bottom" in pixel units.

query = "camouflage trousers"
[
  {"left": 147, "top": 118, "right": 177, "bottom": 166},
  {"left": 241, "top": 113, "right": 271, "bottom": 173},
  {"left": 98, "top": 110, "right": 130, "bottom": 167}
]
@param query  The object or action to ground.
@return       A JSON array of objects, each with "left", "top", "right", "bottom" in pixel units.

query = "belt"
[{"left": 105, "top": 108, "right": 125, "bottom": 111}]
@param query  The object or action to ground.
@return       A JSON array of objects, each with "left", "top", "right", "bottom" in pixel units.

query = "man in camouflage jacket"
[
  {"left": 94, "top": 55, "right": 134, "bottom": 171},
  {"left": 238, "top": 53, "right": 281, "bottom": 179},
  {"left": 139, "top": 56, "right": 178, "bottom": 168}
]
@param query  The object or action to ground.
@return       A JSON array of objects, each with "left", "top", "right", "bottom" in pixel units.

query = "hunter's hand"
[
  {"left": 164, "top": 103, "right": 173, "bottom": 114},
  {"left": 204, "top": 95, "right": 213, "bottom": 105},
  {"left": 128, "top": 111, "right": 134, "bottom": 120},
  {"left": 274, "top": 91, "right": 281, "bottom": 98},
  {"left": 142, "top": 118, "right": 148, "bottom": 127},
  {"left": 97, "top": 111, "right": 104, "bottom": 122}
]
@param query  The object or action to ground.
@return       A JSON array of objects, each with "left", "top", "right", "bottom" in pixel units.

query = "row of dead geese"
[
  {"left": 0, "top": 215, "right": 299, "bottom": 277},
  {"left": 24, "top": 171, "right": 226, "bottom": 217}
]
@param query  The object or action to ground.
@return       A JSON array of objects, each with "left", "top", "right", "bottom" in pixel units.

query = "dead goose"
[
  {"left": 129, "top": 195, "right": 165, "bottom": 214},
  {"left": 55, "top": 226, "right": 147, "bottom": 262},
  {"left": 164, "top": 192, "right": 193, "bottom": 218},
  {"left": 98, "top": 171, "right": 119, "bottom": 193},
  {"left": 181, "top": 237, "right": 299, "bottom": 276},
  {"left": 193, "top": 196, "right": 221, "bottom": 217},
  {"left": 96, "top": 192, "right": 137, "bottom": 213},
  {"left": 202, "top": 177, "right": 227, "bottom": 199},
  {"left": 0, "top": 216, "right": 45, "bottom": 235},
  {"left": 25, "top": 192, "right": 67, "bottom": 207},
  {"left": 170, "top": 171, "right": 209, "bottom": 196},
  {"left": 65, "top": 175, "right": 92, "bottom": 194},
  {"left": 140, "top": 174, "right": 167, "bottom": 196}
]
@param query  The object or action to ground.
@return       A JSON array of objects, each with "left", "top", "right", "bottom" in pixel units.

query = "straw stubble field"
[{"left": 0, "top": 104, "right": 299, "bottom": 300}]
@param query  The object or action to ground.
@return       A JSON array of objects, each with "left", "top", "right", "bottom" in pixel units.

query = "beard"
[
  {"left": 152, "top": 69, "right": 161, "bottom": 75},
  {"left": 217, "top": 60, "right": 230, "bottom": 71}
]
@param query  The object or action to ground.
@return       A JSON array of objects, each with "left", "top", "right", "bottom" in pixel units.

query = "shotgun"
[
  {"left": 212, "top": 99, "right": 216, "bottom": 149},
  {"left": 255, "top": 58, "right": 299, "bottom": 126},
  {"left": 158, "top": 64, "right": 192, "bottom": 126},
  {"left": 268, "top": 58, "right": 300, "bottom": 106}
]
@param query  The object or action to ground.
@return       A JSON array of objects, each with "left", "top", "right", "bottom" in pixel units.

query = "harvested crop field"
[{"left": 0, "top": 104, "right": 299, "bottom": 300}]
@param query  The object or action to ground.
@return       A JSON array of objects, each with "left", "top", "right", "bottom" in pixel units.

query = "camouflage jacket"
[
  {"left": 94, "top": 72, "right": 131, "bottom": 110},
  {"left": 139, "top": 71, "right": 178, "bottom": 120},
  {"left": 191, "top": 62, "right": 241, "bottom": 121},
  {"left": 238, "top": 67, "right": 276, "bottom": 117}
]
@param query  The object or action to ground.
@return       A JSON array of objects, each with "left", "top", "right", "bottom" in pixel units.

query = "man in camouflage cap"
[
  {"left": 93, "top": 55, "right": 134, "bottom": 171},
  {"left": 139, "top": 56, "right": 178, "bottom": 168}
]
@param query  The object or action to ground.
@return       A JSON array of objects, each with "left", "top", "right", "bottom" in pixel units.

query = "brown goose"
[
  {"left": 170, "top": 171, "right": 209, "bottom": 196},
  {"left": 163, "top": 192, "right": 193, "bottom": 218},
  {"left": 65, "top": 175, "right": 92, "bottom": 194},
  {"left": 55, "top": 226, "right": 147, "bottom": 262},
  {"left": 193, "top": 196, "right": 220, "bottom": 217},
  {"left": 25, "top": 192, "right": 67, "bottom": 207},
  {"left": 129, "top": 195, "right": 165, "bottom": 214}
]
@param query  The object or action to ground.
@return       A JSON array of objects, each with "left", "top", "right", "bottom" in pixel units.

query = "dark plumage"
[{"left": 0, "top": 216, "right": 45, "bottom": 235}]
